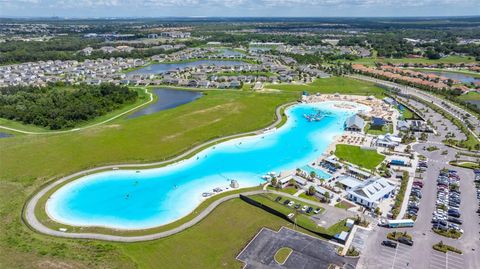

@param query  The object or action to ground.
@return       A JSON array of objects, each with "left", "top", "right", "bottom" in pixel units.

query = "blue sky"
[{"left": 1, "top": 0, "right": 479, "bottom": 18}]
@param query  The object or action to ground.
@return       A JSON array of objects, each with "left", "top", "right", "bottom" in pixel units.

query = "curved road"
[
  {"left": 23, "top": 101, "right": 296, "bottom": 242},
  {"left": 0, "top": 88, "right": 154, "bottom": 135}
]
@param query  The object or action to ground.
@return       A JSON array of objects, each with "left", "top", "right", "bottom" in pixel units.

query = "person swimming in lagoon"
[{"left": 125, "top": 194, "right": 130, "bottom": 199}]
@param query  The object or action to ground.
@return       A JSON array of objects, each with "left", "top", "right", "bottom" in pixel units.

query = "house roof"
[
  {"left": 338, "top": 176, "right": 363, "bottom": 189},
  {"left": 347, "top": 177, "right": 395, "bottom": 204},
  {"left": 345, "top": 114, "right": 365, "bottom": 129}
]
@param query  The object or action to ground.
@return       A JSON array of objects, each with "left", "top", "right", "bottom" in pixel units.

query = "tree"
[
  {"left": 309, "top": 171, "right": 317, "bottom": 180},
  {"left": 271, "top": 177, "right": 278, "bottom": 188},
  {"left": 374, "top": 207, "right": 382, "bottom": 216},
  {"left": 289, "top": 178, "right": 297, "bottom": 188},
  {"left": 308, "top": 186, "right": 316, "bottom": 196}
]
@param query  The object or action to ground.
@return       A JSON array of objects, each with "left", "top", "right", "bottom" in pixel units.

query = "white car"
[
  {"left": 301, "top": 205, "right": 308, "bottom": 212},
  {"left": 288, "top": 201, "right": 295, "bottom": 207}
]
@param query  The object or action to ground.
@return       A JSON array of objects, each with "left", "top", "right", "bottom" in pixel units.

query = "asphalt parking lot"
[
  {"left": 429, "top": 249, "right": 464, "bottom": 269},
  {"left": 350, "top": 227, "right": 370, "bottom": 253},
  {"left": 376, "top": 242, "right": 414, "bottom": 269},
  {"left": 237, "top": 227, "right": 358, "bottom": 269}
]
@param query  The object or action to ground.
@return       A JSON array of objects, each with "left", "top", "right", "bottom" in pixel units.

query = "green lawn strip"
[
  {"left": 274, "top": 247, "right": 293, "bottom": 264},
  {"left": 0, "top": 90, "right": 296, "bottom": 182},
  {"left": 266, "top": 76, "right": 385, "bottom": 98},
  {"left": 267, "top": 186, "right": 299, "bottom": 195},
  {"left": 120, "top": 198, "right": 310, "bottom": 269},
  {"left": 391, "top": 171, "right": 409, "bottom": 218},
  {"left": 449, "top": 161, "right": 480, "bottom": 170},
  {"left": 364, "top": 123, "right": 392, "bottom": 135},
  {"left": 298, "top": 192, "right": 321, "bottom": 203},
  {"left": 457, "top": 92, "right": 480, "bottom": 101},
  {"left": 33, "top": 183, "right": 262, "bottom": 236},
  {"left": 432, "top": 242, "right": 463, "bottom": 254},
  {"left": 334, "top": 144, "right": 385, "bottom": 170}
]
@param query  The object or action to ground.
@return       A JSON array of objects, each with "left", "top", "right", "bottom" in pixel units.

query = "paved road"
[
  {"left": 350, "top": 75, "right": 480, "bottom": 140},
  {"left": 0, "top": 88, "right": 154, "bottom": 135},
  {"left": 358, "top": 93, "right": 480, "bottom": 269},
  {"left": 23, "top": 102, "right": 296, "bottom": 241}
]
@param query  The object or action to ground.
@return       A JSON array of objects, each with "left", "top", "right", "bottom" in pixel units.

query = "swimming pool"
[
  {"left": 46, "top": 101, "right": 369, "bottom": 229},
  {"left": 300, "top": 165, "right": 333, "bottom": 180}
]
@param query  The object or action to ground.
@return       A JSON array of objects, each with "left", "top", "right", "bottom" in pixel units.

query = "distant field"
[
  {"left": 458, "top": 92, "right": 480, "bottom": 101},
  {"left": 335, "top": 144, "right": 385, "bottom": 170},
  {"left": 267, "top": 76, "right": 385, "bottom": 98},
  {"left": 121, "top": 198, "right": 309, "bottom": 269},
  {"left": 344, "top": 55, "right": 478, "bottom": 66}
]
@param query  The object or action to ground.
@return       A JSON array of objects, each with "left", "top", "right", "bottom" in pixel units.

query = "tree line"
[{"left": 0, "top": 83, "right": 138, "bottom": 130}]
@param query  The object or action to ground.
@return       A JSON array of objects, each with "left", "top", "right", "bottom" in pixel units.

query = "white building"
[
  {"left": 346, "top": 177, "right": 395, "bottom": 209},
  {"left": 375, "top": 134, "right": 402, "bottom": 148}
]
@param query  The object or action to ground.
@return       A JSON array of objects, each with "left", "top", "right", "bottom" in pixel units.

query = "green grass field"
[
  {"left": 274, "top": 247, "right": 292, "bottom": 264},
  {"left": 458, "top": 92, "right": 480, "bottom": 101},
  {"left": 0, "top": 76, "right": 383, "bottom": 269},
  {"left": 364, "top": 123, "right": 393, "bottom": 135},
  {"left": 122, "top": 199, "right": 303, "bottom": 269},
  {"left": 335, "top": 144, "right": 385, "bottom": 170},
  {"left": 267, "top": 76, "right": 385, "bottom": 98}
]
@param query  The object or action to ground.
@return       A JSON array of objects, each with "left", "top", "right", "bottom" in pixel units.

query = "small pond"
[{"left": 128, "top": 88, "right": 202, "bottom": 119}]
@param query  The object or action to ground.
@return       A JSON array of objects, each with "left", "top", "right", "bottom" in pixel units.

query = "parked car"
[
  {"left": 398, "top": 237, "right": 414, "bottom": 246},
  {"left": 382, "top": 240, "right": 398, "bottom": 248}
]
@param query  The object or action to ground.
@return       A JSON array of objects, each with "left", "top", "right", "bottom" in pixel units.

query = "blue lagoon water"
[{"left": 46, "top": 101, "right": 368, "bottom": 229}]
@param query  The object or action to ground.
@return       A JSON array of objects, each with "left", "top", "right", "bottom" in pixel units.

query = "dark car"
[
  {"left": 283, "top": 199, "right": 290, "bottom": 205},
  {"left": 382, "top": 240, "right": 398, "bottom": 248},
  {"left": 398, "top": 237, "right": 414, "bottom": 246},
  {"left": 295, "top": 204, "right": 301, "bottom": 209},
  {"left": 448, "top": 217, "right": 463, "bottom": 225},
  {"left": 448, "top": 211, "right": 460, "bottom": 218},
  {"left": 306, "top": 207, "right": 313, "bottom": 214},
  {"left": 275, "top": 196, "right": 282, "bottom": 202}
]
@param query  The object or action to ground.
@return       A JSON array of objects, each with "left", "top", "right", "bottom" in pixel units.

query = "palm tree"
[
  {"left": 309, "top": 171, "right": 317, "bottom": 180},
  {"left": 308, "top": 185, "right": 316, "bottom": 196}
]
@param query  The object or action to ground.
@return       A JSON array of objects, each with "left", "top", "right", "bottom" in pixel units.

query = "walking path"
[
  {"left": 23, "top": 102, "right": 296, "bottom": 241},
  {"left": 0, "top": 88, "right": 154, "bottom": 135}
]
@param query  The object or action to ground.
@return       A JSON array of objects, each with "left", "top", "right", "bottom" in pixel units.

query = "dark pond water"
[
  {"left": 128, "top": 60, "right": 247, "bottom": 75},
  {"left": 128, "top": 88, "right": 202, "bottom": 119},
  {"left": 465, "top": 100, "right": 480, "bottom": 109},
  {"left": 0, "top": 132, "right": 12, "bottom": 138},
  {"left": 422, "top": 70, "right": 480, "bottom": 84}
]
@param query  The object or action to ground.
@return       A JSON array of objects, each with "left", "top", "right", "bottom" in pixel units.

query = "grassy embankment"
[
  {"left": 334, "top": 144, "right": 385, "bottom": 170},
  {"left": 0, "top": 76, "right": 383, "bottom": 268}
]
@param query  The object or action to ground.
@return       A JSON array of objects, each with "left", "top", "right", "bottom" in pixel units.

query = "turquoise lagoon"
[{"left": 46, "top": 101, "right": 369, "bottom": 229}]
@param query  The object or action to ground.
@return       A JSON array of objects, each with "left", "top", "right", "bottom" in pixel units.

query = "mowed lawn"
[
  {"left": 0, "top": 78, "right": 384, "bottom": 269},
  {"left": 122, "top": 199, "right": 299, "bottom": 269},
  {"left": 0, "top": 90, "right": 296, "bottom": 181},
  {"left": 0, "top": 90, "right": 296, "bottom": 269},
  {"left": 267, "top": 76, "right": 385, "bottom": 97},
  {"left": 335, "top": 144, "right": 385, "bottom": 170},
  {"left": 458, "top": 91, "right": 480, "bottom": 101}
]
